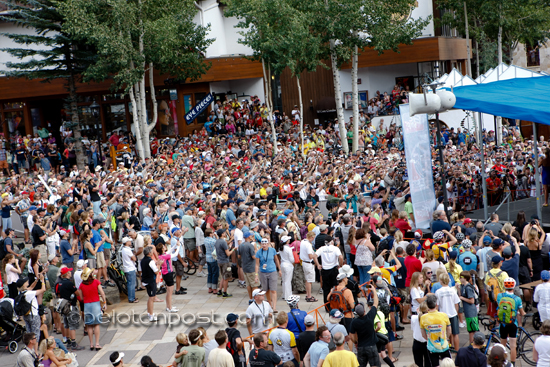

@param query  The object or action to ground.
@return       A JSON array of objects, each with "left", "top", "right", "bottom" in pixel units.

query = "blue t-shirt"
[
  {"left": 496, "top": 292, "right": 523, "bottom": 326},
  {"left": 431, "top": 282, "right": 442, "bottom": 294},
  {"left": 60, "top": 239, "right": 73, "bottom": 264},
  {"left": 256, "top": 247, "right": 277, "bottom": 273},
  {"left": 226, "top": 209, "right": 237, "bottom": 231},
  {"left": 287, "top": 309, "right": 307, "bottom": 339},
  {"left": 91, "top": 229, "right": 104, "bottom": 252},
  {"left": 500, "top": 254, "right": 520, "bottom": 285}
]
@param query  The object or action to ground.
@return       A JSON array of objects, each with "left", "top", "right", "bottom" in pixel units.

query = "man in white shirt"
[
  {"left": 121, "top": 237, "right": 138, "bottom": 303},
  {"left": 74, "top": 259, "right": 88, "bottom": 289},
  {"left": 291, "top": 105, "right": 300, "bottom": 122},
  {"left": 234, "top": 219, "right": 244, "bottom": 248},
  {"left": 316, "top": 238, "right": 343, "bottom": 305},
  {"left": 534, "top": 270, "right": 550, "bottom": 322},
  {"left": 300, "top": 232, "right": 320, "bottom": 302},
  {"left": 207, "top": 330, "right": 235, "bottom": 367},
  {"left": 246, "top": 289, "right": 273, "bottom": 335}
]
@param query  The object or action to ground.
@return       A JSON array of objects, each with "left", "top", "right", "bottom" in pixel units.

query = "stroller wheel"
[{"left": 8, "top": 340, "right": 18, "bottom": 353}]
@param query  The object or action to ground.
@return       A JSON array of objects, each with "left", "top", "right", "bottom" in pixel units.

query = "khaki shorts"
[
  {"left": 219, "top": 263, "right": 232, "bottom": 280},
  {"left": 96, "top": 252, "right": 106, "bottom": 268},
  {"left": 244, "top": 272, "right": 261, "bottom": 288},
  {"left": 302, "top": 262, "right": 315, "bottom": 283}
]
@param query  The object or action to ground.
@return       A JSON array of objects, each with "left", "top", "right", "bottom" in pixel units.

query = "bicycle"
[
  {"left": 183, "top": 256, "right": 198, "bottom": 275},
  {"left": 108, "top": 245, "right": 128, "bottom": 295},
  {"left": 479, "top": 313, "right": 541, "bottom": 366}
]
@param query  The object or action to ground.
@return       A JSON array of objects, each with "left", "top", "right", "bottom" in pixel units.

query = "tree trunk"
[
  {"left": 144, "top": 63, "right": 158, "bottom": 158},
  {"left": 67, "top": 72, "right": 87, "bottom": 169},
  {"left": 351, "top": 44, "right": 359, "bottom": 153},
  {"left": 297, "top": 76, "right": 304, "bottom": 158},
  {"left": 262, "top": 58, "right": 277, "bottom": 154},
  {"left": 463, "top": 1, "right": 472, "bottom": 77},
  {"left": 497, "top": 25, "right": 503, "bottom": 64},
  {"left": 129, "top": 85, "right": 145, "bottom": 159},
  {"left": 330, "top": 39, "right": 349, "bottom": 154},
  {"left": 475, "top": 39, "right": 480, "bottom": 78}
]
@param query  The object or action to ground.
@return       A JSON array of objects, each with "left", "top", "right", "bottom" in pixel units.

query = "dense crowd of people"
[{"left": 1, "top": 94, "right": 550, "bottom": 367}]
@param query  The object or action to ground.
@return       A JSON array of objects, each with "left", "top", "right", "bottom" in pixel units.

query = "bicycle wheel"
[
  {"left": 520, "top": 331, "right": 541, "bottom": 366},
  {"left": 185, "top": 259, "right": 198, "bottom": 275}
]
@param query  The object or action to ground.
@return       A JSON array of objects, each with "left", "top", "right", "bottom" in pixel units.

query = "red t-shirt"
[
  {"left": 79, "top": 279, "right": 101, "bottom": 303},
  {"left": 395, "top": 219, "right": 411, "bottom": 233},
  {"left": 404, "top": 255, "right": 422, "bottom": 287}
]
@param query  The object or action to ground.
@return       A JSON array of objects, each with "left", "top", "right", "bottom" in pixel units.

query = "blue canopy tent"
[
  {"left": 444, "top": 76, "right": 550, "bottom": 219},
  {"left": 449, "top": 76, "right": 550, "bottom": 125}
]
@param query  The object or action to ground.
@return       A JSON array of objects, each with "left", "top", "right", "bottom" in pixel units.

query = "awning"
[{"left": 449, "top": 76, "right": 550, "bottom": 125}]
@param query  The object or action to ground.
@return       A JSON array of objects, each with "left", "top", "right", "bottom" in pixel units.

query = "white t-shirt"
[
  {"left": 121, "top": 246, "right": 136, "bottom": 273},
  {"left": 5, "top": 263, "right": 19, "bottom": 284},
  {"left": 410, "top": 287, "right": 424, "bottom": 313},
  {"left": 25, "top": 290, "right": 39, "bottom": 316},
  {"left": 74, "top": 270, "right": 83, "bottom": 289},
  {"left": 246, "top": 301, "right": 273, "bottom": 334},
  {"left": 234, "top": 228, "right": 243, "bottom": 248},
  {"left": 435, "top": 286, "right": 460, "bottom": 317},
  {"left": 300, "top": 240, "right": 314, "bottom": 262},
  {"left": 291, "top": 109, "right": 300, "bottom": 121},
  {"left": 316, "top": 245, "right": 342, "bottom": 269},
  {"left": 534, "top": 335, "right": 550, "bottom": 367},
  {"left": 411, "top": 315, "right": 426, "bottom": 342},
  {"left": 280, "top": 245, "right": 294, "bottom": 266},
  {"left": 207, "top": 348, "right": 234, "bottom": 367},
  {"left": 135, "top": 234, "right": 145, "bottom": 262}
]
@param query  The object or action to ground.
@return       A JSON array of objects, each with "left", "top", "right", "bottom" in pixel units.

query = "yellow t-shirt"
[
  {"left": 432, "top": 243, "right": 449, "bottom": 261},
  {"left": 375, "top": 311, "right": 388, "bottom": 332},
  {"left": 260, "top": 188, "right": 267, "bottom": 197},
  {"left": 420, "top": 311, "right": 451, "bottom": 353},
  {"left": 445, "top": 262, "right": 463, "bottom": 283},
  {"left": 323, "top": 350, "right": 359, "bottom": 367},
  {"left": 484, "top": 268, "right": 509, "bottom": 292}
]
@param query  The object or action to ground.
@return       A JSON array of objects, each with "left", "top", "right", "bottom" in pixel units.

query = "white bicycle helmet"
[
  {"left": 433, "top": 231, "right": 445, "bottom": 240},
  {"left": 286, "top": 295, "right": 300, "bottom": 308},
  {"left": 455, "top": 232, "right": 465, "bottom": 240},
  {"left": 461, "top": 239, "right": 472, "bottom": 248},
  {"left": 503, "top": 277, "right": 516, "bottom": 290}
]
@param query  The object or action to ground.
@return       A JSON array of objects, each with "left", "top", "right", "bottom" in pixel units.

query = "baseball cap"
[
  {"left": 473, "top": 331, "right": 485, "bottom": 346},
  {"left": 171, "top": 227, "right": 181, "bottom": 234},
  {"left": 336, "top": 273, "right": 347, "bottom": 281},
  {"left": 414, "top": 229, "right": 423, "bottom": 239},
  {"left": 329, "top": 309, "right": 344, "bottom": 319},
  {"left": 16, "top": 277, "right": 29, "bottom": 288},
  {"left": 77, "top": 259, "right": 88, "bottom": 269},
  {"left": 252, "top": 289, "right": 266, "bottom": 297},
  {"left": 29, "top": 206, "right": 38, "bottom": 211},
  {"left": 355, "top": 303, "right": 366, "bottom": 316},
  {"left": 304, "top": 314, "right": 315, "bottom": 326},
  {"left": 483, "top": 236, "right": 492, "bottom": 244},
  {"left": 121, "top": 237, "right": 132, "bottom": 244},
  {"left": 92, "top": 217, "right": 106, "bottom": 226},
  {"left": 464, "top": 218, "right": 472, "bottom": 224},
  {"left": 493, "top": 238, "right": 504, "bottom": 247},
  {"left": 48, "top": 253, "right": 57, "bottom": 262},
  {"left": 243, "top": 231, "right": 253, "bottom": 238},
  {"left": 541, "top": 270, "right": 550, "bottom": 281},
  {"left": 318, "top": 224, "right": 328, "bottom": 231},
  {"left": 368, "top": 266, "right": 381, "bottom": 274},
  {"left": 449, "top": 250, "right": 458, "bottom": 260},
  {"left": 110, "top": 351, "right": 125, "bottom": 366},
  {"left": 492, "top": 255, "right": 504, "bottom": 264},
  {"left": 226, "top": 313, "right": 239, "bottom": 323},
  {"left": 502, "top": 246, "right": 513, "bottom": 257},
  {"left": 283, "top": 209, "right": 293, "bottom": 216},
  {"left": 60, "top": 267, "right": 73, "bottom": 275}
]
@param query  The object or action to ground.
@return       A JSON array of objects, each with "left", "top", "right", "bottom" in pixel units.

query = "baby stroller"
[{"left": 0, "top": 298, "right": 25, "bottom": 353}]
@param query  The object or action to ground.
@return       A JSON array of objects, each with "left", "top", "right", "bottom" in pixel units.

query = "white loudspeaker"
[
  {"left": 409, "top": 93, "right": 441, "bottom": 116},
  {"left": 436, "top": 90, "right": 456, "bottom": 110}
]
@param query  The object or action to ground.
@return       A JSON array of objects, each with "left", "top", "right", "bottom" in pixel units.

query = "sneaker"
[
  {"left": 166, "top": 307, "right": 179, "bottom": 313},
  {"left": 216, "top": 291, "right": 223, "bottom": 297},
  {"left": 149, "top": 314, "right": 158, "bottom": 322},
  {"left": 180, "top": 287, "right": 187, "bottom": 292},
  {"left": 459, "top": 322, "right": 466, "bottom": 328},
  {"left": 223, "top": 293, "right": 233, "bottom": 298},
  {"left": 175, "top": 290, "right": 187, "bottom": 295},
  {"left": 197, "top": 271, "right": 207, "bottom": 278},
  {"left": 319, "top": 288, "right": 323, "bottom": 294},
  {"left": 63, "top": 338, "right": 69, "bottom": 344},
  {"left": 71, "top": 343, "right": 85, "bottom": 351},
  {"left": 396, "top": 326, "right": 405, "bottom": 331}
]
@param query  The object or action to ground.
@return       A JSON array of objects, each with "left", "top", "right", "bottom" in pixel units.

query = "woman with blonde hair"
[
  {"left": 524, "top": 221, "right": 544, "bottom": 281},
  {"left": 39, "top": 337, "right": 72, "bottom": 367},
  {"left": 410, "top": 272, "right": 430, "bottom": 315}
]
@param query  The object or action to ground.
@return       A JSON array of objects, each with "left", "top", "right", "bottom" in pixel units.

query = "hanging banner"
[
  {"left": 399, "top": 104, "right": 436, "bottom": 229},
  {"left": 185, "top": 93, "right": 213, "bottom": 124}
]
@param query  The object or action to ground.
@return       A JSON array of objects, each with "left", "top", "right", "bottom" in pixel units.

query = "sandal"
[
  {"left": 129, "top": 299, "right": 139, "bottom": 303},
  {"left": 391, "top": 358, "right": 398, "bottom": 363},
  {"left": 306, "top": 297, "right": 318, "bottom": 302},
  {"left": 95, "top": 345, "right": 102, "bottom": 351},
  {"left": 136, "top": 287, "right": 146, "bottom": 292}
]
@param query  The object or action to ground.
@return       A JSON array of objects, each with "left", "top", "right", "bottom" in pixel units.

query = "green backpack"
[{"left": 497, "top": 294, "right": 517, "bottom": 324}]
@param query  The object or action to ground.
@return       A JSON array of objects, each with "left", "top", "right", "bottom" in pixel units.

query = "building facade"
[{"left": 0, "top": 0, "right": 469, "bottom": 142}]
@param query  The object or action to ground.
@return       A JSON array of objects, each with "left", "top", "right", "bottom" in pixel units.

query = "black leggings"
[
  {"left": 8, "top": 283, "right": 18, "bottom": 299},
  {"left": 413, "top": 339, "right": 430, "bottom": 367}
]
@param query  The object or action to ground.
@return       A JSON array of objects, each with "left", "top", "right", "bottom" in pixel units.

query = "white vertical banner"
[{"left": 399, "top": 104, "right": 436, "bottom": 229}]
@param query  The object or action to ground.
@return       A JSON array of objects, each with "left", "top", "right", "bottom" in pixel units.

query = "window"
[
  {"left": 103, "top": 103, "right": 127, "bottom": 136},
  {"left": 5, "top": 111, "right": 25, "bottom": 137}
]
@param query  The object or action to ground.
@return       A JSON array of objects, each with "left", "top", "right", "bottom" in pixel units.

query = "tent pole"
[
  {"left": 533, "top": 122, "right": 543, "bottom": 220},
  {"left": 479, "top": 112, "right": 488, "bottom": 220},
  {"left": 436, "top": 112, "right": 451, "bottom": 218}
]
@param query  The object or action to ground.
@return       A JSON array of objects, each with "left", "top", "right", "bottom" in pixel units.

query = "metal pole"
[
  {"left": 463, "top": 1, "right": 472, "bottom": 77},
  {"left": 533, "top": 122, "right": 543, "bottom": 220},
  {"left": 479, "top": 112, "right": 488, "bottom": 220},
  {"left": 435, "top": 112, "right": 451, "bottom": 217}
]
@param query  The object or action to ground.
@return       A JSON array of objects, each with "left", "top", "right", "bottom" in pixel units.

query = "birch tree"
[
  {"left": 58, "top": 0, "right": 213, "bottom": 159},
  {"left": 305, "top": 0, "right": 428, "bottom": 154}
]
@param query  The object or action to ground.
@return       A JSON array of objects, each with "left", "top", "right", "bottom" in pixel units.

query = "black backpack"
[{"left": 14, "top": 291, "right": 33, "bottom": 317}]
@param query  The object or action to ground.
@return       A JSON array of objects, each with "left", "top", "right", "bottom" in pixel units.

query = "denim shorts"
[{"left": 84, "top": 301, "right": 103, "bottom": 325}]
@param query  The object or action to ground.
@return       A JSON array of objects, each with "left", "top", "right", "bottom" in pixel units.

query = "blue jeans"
[
  {"left": 207, "top": 261, "right": 219, "bottom": 289},
  {"left": 2, "top": 217, "right": 12, "bottom": 231},
  {"left": 126, "top": 270, "right": 136, "bottom": 302},
  {"left": 55, "top": 338, "right": 69, "bottom": 353},
  {"left": 92, "top": 201, "right": 101, "bottom": 216},
  {"left": 358, "top": 265, "right": 372, "bottom": 289}
]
